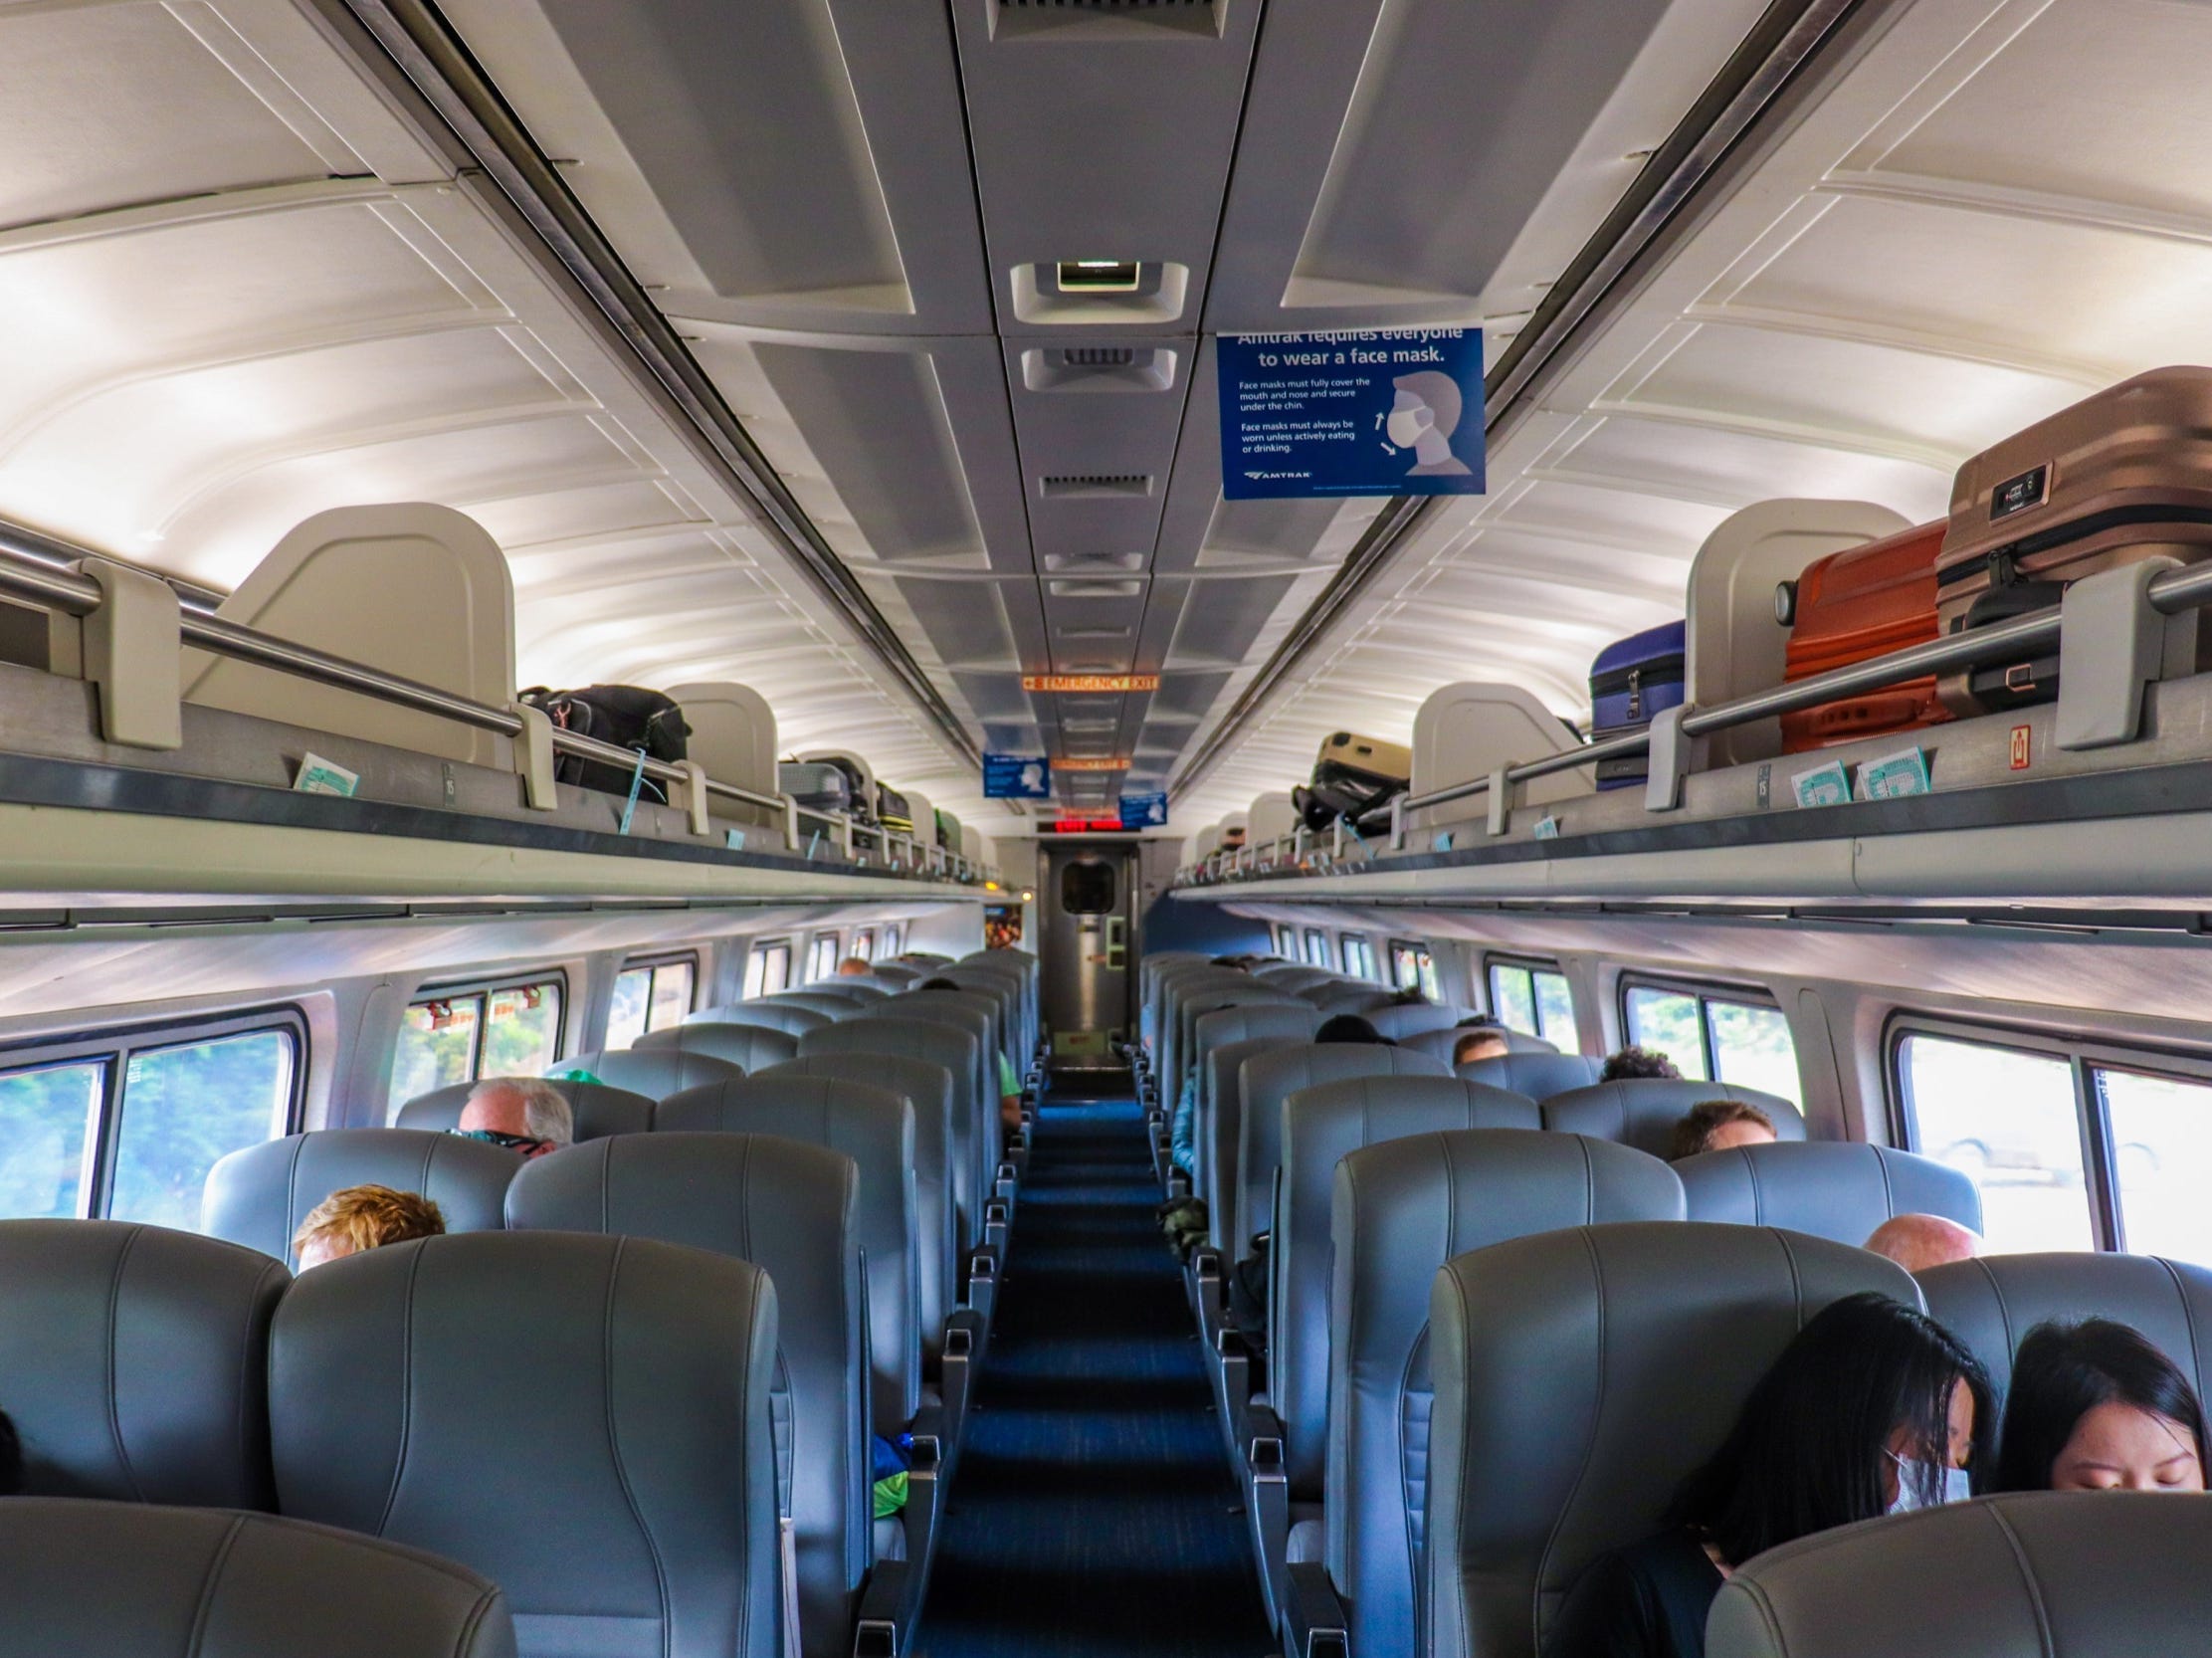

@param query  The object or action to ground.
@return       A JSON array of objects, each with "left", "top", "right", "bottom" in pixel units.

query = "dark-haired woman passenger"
[
  {"left": 1544, "top": 1293, "right": 1992, "bottom": 1658},
  {"left": 1997, "top": 1319, "right": 2207, "bottom": 1494}
]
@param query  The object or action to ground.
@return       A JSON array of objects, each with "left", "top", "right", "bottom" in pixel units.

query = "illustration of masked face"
[{"left": 1386, "top": 391, "right": 1434, "bottom": 450}]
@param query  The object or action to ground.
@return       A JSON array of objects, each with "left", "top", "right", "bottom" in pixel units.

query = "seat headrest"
[
  {"left": 270, "top": 1231, "right": 779, "bottom": 1658},
  {"left": 0, "top": 1219, "right": 287, "bottom": 1507},
  {"left": 801, "top": 1017, "right": 974, "bottom": 1083},
  {"left": 1540, "top": 1078, "right": 1807, "bottom": 1157},
  {"left": 202, "top": 1129, "right": 519, "bottom": 1266},
  {"left": 1424, "top": 1222, "right": 1916, "bottom": 1658},
  {"left": 634, "top": 1021, "right": 800, "bottom": 1072},
  {"left": 1195, "top": 1002, "right": 1322, "bottom": 1051},
  {"left": 394, "top": 1078, "right": 654, "bottom": 1140},
  {"left": 1680, "top": 1140, "right": 1982, "bottom": 1242},
  {"left": 551, "top": 1047, "right": 744, "bottom": 1100},
  {"left": 1457, "top": 1050, "right": 1604, "bottom": 1099},
  {"left": 1314, "top": 989, "right": 1400, "bottom": 1018},
  {"left": 0, "top": 1498, "right": 517, "bottom": 1657},
  {"left": 1326, "top": 1132, "right": 1686, "bottom": 1654},
  {"left": 1362, "top": 1002, "right": 1472, "bottom": 1041},
  {"left": 692, "top": 1000, "right": 830, "bottom": 1035},
  {"left": 1917, "top": 1251, "right": 2212, "bottom": 1411},
  {"left": 1709, "top": 1492, "right": 2212, "bottom": 1658}
]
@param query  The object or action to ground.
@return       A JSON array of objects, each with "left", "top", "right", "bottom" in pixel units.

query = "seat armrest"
[
  {"left": 962, "top": 1248, "right": 999, "bottom": 1326},
  {"left": 1191, "top": 1248, "right": 1225, "bottom": 1347},
  {"left": 983, "top": 1197, "right": 1010, "bottom": 1256},
  {"left": 937, "top": 1312, "right": 985, "bottom": 1436},
  {"left": 1282, "top": 1562, "right": 1349, "bottom": 1658},
  {"left": 899, "top": 1405, "right": 948, "bottom": 1607},
  {"left": 1244, "top": 1406, "right": 1293, "bottom": 1635},
  {"left": 853, "top": 1558, "right": 907, "bottom": 1658}
]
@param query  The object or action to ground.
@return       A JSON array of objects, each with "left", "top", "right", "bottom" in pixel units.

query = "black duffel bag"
[{"left": 519, "top": 685, "right": 691, "bottom": 803}]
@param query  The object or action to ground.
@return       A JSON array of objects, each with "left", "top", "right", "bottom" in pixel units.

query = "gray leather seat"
[
  {"left": 1202, "top": 1033, "right": 1324, "bottom": 1252},
  {"left": 868, "top": 962, "right": 923, "bottom": 987},
  {"left": 1679, "top": 1140, "right": 1982, "bottom": 1242},
  {"left": 635, "top": 1020, "right": 801, "bottom": 1072},
  {"left": 0, "top": 1219, "right": 287, "bottom": 1508},
  {"left": 1457, "top": 1050, "right": 1604, "bottom": 1100},
  {"left": 1708, "top": 1492, "right": 2212, "bottom": 1658},
  {"left": 0, "top": 1498, "right": 518, "bottom": 1658},
  {"left": 820, "top": 1013, "right": 989, "bottom": 1245},
  {"left": 1293, "top": 978, "right": 1362, "bottom": 1006},
  {"left": 1424, "top": 1223, "right": 1915, "bottom": 1658},
  {"left": 795, "top": 982, "right": 878, "bottom": 1004},
  {"left": 271, "top": 1230, "right": 781, "bottom": 1658},
  {"left": 1312, "top": 988, "right": 1400, "bottom": 1019},
  {"left": 395, "top": 1076, "right": 655, "bottom": 1140},
  {"left": 1170, "top": 985, "right": 1307, "bottom": 1138},
  {"left": 1326, "top": 1131, "right": 1686, "bottom": 1655},
  {"left": 1918, "top": 1251, "right": 2212, "bottom": 1411},
  {"left": 936, "top": 965, "right": 1029, "bottom": 1056},
  {"left": 203, "top": 1129, "right": 519, "bottom": 1266},
  {"left": 1276, "top": 1077, "right": 1542, "bottom": 1507},
  {"left": 949, "top": 953, "right": 1037, "bottom": 1055},
  {"left": 762, "top": 991, "right": 866, "bottom": 1022},
  {"left": 824, "top": 980, "right": 893, "bottom": 1000},
  {"left": 692, "top": 1000, "right": 830, "bottom": 1036},
  {"left": 1364, "top": 1002, "right": 1475, "bottom": 1042},
  {"left": 762, "top": 1052, "right": 958, "bottom": 1358},
  {"left": 1156, "top": 967, "right": 1263, "bottom": 1096},
  {"left": 654, "top": 1076, "right": 920, "bottom": 1434},
  {"left": 1403, "top": 1027, "right": 1562, "bottom": 1065},
  {"left": 1236, "top": 1044, "right": 1450, "bottom": 1276},
  {"left": 552, "top": 1046, "right": 745, "bottom": 1098},
  {"left": 1540, "top": 1078, "right": 1806, "bottom": 1157},
  {"left": 893, "top": 988, "right": 1006, "bottom": 1078},
  {"left": 502, "top": 1137, "right": 863, "bottom": 1658},
  {"left": 1194, "top": 1003, "right": 1324, "bottom": 1244}
]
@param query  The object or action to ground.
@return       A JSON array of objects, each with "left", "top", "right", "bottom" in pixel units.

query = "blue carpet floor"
[{"left": 912, "top": 1075, "right": 1277, "bottom": 1657}]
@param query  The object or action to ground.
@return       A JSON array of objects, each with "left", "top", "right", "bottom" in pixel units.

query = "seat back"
[
  {"left": 1313, "top": 988, "right": 1399, "bottom": 1019},
  {"left": 1709, "top": 1492, "right": 2212, "bottom": 1658},
  {"left": 1143, "top": 960, "right": 1236, "bottom": 1055},
  {"left": 940, "top": 966, "right": 1032, "bottom": 1062},
  {"left": 1157, "top": 968, "right": 1261, "bottom": 1093},
  {"left": 868, "top": 961, "right": 923, "bottom": 987},
  {"left": 507, "top": 1141, "right": 863, "bottom": 1658},
  {"left": 1203, "top": 1034, "right": 1321, "bottom": 1251},
  {"left": 0, "top": 1219, "right": 288, "bottom": 1508},
  {"left": 635, "top": 1021, "right": 801, "bottom": 1073},
  {"left": 395, "top": 1077, "right": 654, "bottom": 1140},
  {"left": 1404, "top": 1027, "right": 1561, "bottom": 1065},
  {"left": 819, "top": 1014, "right": 988, "bottom": 1243},
  {"left": 1540, "top": 1078, "right": 1806, "bottom": 1157},
  {"left": 1294, "top": 978, "right": 1361, "bottom": 1006},
  {"left": 1172, "top": 985, "right": 1305, "bottom": 1125},
  {"left": 1328, "top": 1132, "right": 1686, "bottom": 1655},
  {"left": 1457, "top": 1050, "right": 1604, "bottom": 1099},
  {"left": 1680, "top": 1141, "right": 1982, "bottom": 1242},
  {"left": 1917, "top": 1251, "right": 2212, "bottom": 1416},
  {"left": 272, "top": 1230, "right": 782, "bottom": 1658},
  {"left": 203, "top": 1129, "right": 519, "bottom": 1267},
  {"left": 552, "top": 1047, "right": 746, "bottom": 1099},
  {"left": 1236, "top": 1044, "right": 1450, "bottom": 1280},
  {"left": 894, "top": 988, "right": 1006, "bottom": 1074},
  {"left": 1363, "top": 1002, "right": 1473, "bottom": 1042},
  {"left": 1424, "top": 1223, "right": 1914, "bottom": 1658},
  {"left": 692, "top": 1001, "right": 830, "bottom": 1037},
  {"left": 0, "top": 1499, "right": 518, "bottom": 1658},
  {"left": 655, "top": 1077, "right": 919, "bottom": 1432},
  {"left": 762, "top": 1052, "right": 957, "bottom": 1356},
  {"left": 1195, "top": 1002, "right": 1324, "bottom": 1237},
  {"left": 761, "top": 991, "right": 865, "bottom": 1022},
  {"left": 1276, "top": 1075, "right": 1542, "bottom": 1495}
]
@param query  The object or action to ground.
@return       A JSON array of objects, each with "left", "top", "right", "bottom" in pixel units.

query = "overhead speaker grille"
[
  {"left": 1064, "top": 347, "right": 1136, "bottom": 366},
  {"left": 1040, "top": 474, "right": 1152, "bottom": 500}
]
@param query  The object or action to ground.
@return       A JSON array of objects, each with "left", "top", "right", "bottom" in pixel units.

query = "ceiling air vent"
[{"left": 1040, "top": 474, "right": 1152, "bottom": 500}]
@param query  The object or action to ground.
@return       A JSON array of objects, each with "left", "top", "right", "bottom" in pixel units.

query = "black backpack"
[{"left": 519, "top": 685, "right": 691, "bottom": 802}]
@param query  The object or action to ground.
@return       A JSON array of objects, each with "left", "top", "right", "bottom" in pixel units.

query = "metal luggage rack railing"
[
  {"left": 0, "top": 527, "right": 990, "bottom": 887},
  {"left": 1175, "top": 554, "right": 2212, "bottom": 887}
]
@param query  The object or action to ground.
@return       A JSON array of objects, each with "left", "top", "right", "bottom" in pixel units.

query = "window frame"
[
  {"left": 1302, "top": 927, "right": 1330, "bottom": 968},
  {"left": 0, "top": 1003, "right": 307, "bottom": 1221},
  {"left": 1390, "top": 939, "right": 1439, "bottom": 1000},
  {"left": 1485, "top": 952, "right": 1577, "bottom": 1046},
  {"left": 1276, "top": 923, "right": 1299, "bottom": 958},
  {"left": 805, "top": 932, "right": 843, "bottom": 984},
  {"left": 1617, "top": 972, "right": 1789, "bottom": 1088},
  {"left": 851, "top": 928, "right": 877, "bottom": 962},
  {"left": 1884, "top": 1011, "right": 2212, "bottom": 1256},
  {"left": 609, "top": 951, "right": 699, "bottom": 1047},
  {"left": 744, "top": 938, "right": 795, "bottom": 1000},
  {"left": 401, "top": 968, "right": 568, "bottom": 1091},
  {"left": 1340, "top": 934, "right": 1376, "bottom": 980}
]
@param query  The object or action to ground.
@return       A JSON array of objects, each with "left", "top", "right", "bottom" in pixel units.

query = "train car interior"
[{"left": 6, "top": 0, "right": 2212, "bottom": 1655}]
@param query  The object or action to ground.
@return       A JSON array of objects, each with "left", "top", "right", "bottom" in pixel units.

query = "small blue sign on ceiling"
[
  {"left": 983, "top": 752, "right": 1052, "bottom": 800},
  {"left": 1118, "top": 790, "right": 1168, "bottom": 830},
  {"left": 1217, "top": 328, "right": 1486, "bottom": 501}
]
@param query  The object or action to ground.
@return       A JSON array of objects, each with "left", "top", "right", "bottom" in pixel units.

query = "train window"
[
  {"left": 883, "top": 924, "right": 903, "bottom": 956},
  {"left": 1623, "top": 979, "right": 1801, "bottom": 1104},
  {"left": 391, "top": 975, "right": 565, "bottom": 1110},
  {"left": 1302, "top": 928, "right": 1329, "bottom": 967},
  {"left": 2096, "top": 1066, "right": 2212, "bottom": 1264},
  {"left": 1896, "top": 1031, "right": 2092, "bottom": 1255},
  {"left": 1061, "top": 860, "right": 1116, "bottom": 915},
  {"left": 1489, "top": 958, "right": 1575, "bottom": 1045},
  {"left": 852, "top": 927, "right": 877, "bottom": 960},
  {"left": 805, "top": 933, "right": 843, "bottom": 983},
  {"left": 0, "top": 1010, "right": 302, "bottom": 1226},
  {"left": 1390, "top": 942, "right": 1442, "bottom": 1001},
  {"left": 744, "top": 939, "right": 794, "bottom": 999},
  {"left": 1340, "top": 935, "right": 1376, "bottom": 979},
  {"left": 108, "top": 1029, "right": 297, "bottom": 1232},
  {"left": 606, "top": 957, "right": 697, "bottom": 1049},
  {"left": 1276, "top": 923, "right": 1299, "bottom": 957}
]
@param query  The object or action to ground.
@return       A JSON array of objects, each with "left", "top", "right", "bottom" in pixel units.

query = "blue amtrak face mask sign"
[{"left": 1217, "top": 327, "right": 1486, "bottom": 500}]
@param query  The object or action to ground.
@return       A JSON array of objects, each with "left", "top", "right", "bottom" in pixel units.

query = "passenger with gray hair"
[{"left": 455, "top": 1077, "right": 573, "bottom": 1159}]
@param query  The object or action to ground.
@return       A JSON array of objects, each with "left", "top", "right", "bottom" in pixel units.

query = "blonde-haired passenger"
[{"left": 293, "top": 1183, "right": 446, "bottom": 1271}]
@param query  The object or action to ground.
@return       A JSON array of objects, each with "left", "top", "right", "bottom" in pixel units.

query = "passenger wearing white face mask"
[{"left": 1547, "top": 1293, "right": 1991, "bottom": 1658}]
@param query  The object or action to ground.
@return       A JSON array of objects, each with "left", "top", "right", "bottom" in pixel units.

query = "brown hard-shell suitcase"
[
  {"left": 1934, "top": 366, "right": 2212, "bottom": 716},
  {"left": 1778, "top": 520, "right": 1952, "bottom": 752}
]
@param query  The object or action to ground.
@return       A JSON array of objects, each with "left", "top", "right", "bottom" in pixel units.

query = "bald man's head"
[{"left": 1865, "top": 1212, "right": 1982, "bottom": 1274}]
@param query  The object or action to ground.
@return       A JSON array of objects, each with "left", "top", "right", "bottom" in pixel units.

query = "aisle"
[{"left": 912, "top": 1073, "right": 1277, "bottom": 1657}]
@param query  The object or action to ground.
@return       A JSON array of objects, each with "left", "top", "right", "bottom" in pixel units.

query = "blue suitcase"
[{"left": 1588, "top": 620, "right": 1686, "bottom": 790}]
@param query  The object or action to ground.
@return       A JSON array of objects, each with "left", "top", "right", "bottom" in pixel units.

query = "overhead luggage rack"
[{"left": 0, "top": 527, "right": 995, "bottom": 894}]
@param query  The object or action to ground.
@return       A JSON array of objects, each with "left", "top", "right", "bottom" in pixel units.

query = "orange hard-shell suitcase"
[
  {"left": 1777, "top": 520, "right": 1952, "bottom": 753},
  {"left": 1934, "top": 366, "right": 2212, "bottom": 716}
]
